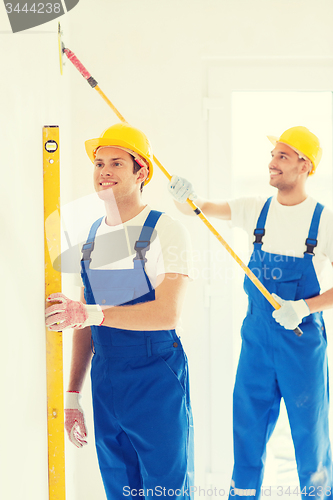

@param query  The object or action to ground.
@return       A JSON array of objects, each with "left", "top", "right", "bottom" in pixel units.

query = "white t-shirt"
[
  {"left": 78, "top": 205, "right": 193, "bottom": 288},
  {"left": 228, "top": 195, "right": 333, "bottom": 293}
]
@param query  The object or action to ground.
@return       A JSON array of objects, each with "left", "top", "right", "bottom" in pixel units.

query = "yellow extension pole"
[
  {"left": 92, "top": 87, "right": 282, "bottom": 309},
  {"left": 43, "top": 126, "right": 66, "bottom": 500},
  {"left": 60, "top": 40, "right": 303, "bottom": 336}
]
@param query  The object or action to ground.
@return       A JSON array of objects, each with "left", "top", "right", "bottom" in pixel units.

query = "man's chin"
[
  {"left": 269, "top": 178, "right": 279, "bottom": 188},
  {"left": 96, "top": 187, "right": 116, "bottom": 201}
]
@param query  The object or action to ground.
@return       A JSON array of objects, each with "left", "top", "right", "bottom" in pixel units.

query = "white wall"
[
  {"left": 0, "top": 9, "right": 72, "bottom": 500},
  {"left": 1, "top": 1, "right": 333, "bottom": 499}
]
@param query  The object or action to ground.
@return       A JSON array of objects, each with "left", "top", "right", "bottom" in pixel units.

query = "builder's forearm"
[
  {"left": 305, "top": 287, "right": 333, "bottom": 314},
  {"left": 67, "top": 327, "right": 93, "bottom": 392},
  {"left": 102, "top": 299, "right": 179, "bottom": 331}
]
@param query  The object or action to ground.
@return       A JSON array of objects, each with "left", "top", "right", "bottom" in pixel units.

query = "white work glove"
[
  {"left": 168, "top": 175, "right": 197, "bottom": 203},
  {"left": 272, "top": 293, "right": 310, "bottom": 330},
  {"left": 65, "top": 391, "right": 88, "bottom": 448},
  {"left": 45, "top": 292, "right": 104, "bottom": 331}
]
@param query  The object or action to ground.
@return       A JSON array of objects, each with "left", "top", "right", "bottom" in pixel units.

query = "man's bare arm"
[
  {"left": 67, "top": 288, "right": 93, "bottom": 392},
  {"left": 101, "top": 273, "right": 189, "bottom": 331},
  {"left": 46, "top": 275, "right": 189, "bottom": 334},
  {"left": 306, "top": 265, "right": 333, "bottom": 313},
  {"left": 174, "top": 198, "right": 231, "bottom": 220}
]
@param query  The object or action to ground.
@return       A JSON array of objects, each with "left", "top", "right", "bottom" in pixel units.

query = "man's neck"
[
  {"left": 276, "top": 186, "right": 308, "bottom": 206},
  {"left": 104, "top": 196, "right": 146, "bottom": 226}
]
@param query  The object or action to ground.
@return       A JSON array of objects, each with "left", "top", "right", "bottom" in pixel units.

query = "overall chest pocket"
[
  {"left": 267, "top": 269, "right": 303, "bottom": 301},
  {"left": 85, "top": 268, "right": 152, "bottom": 306},
  {"left": 92, "top": 288, "right": 135, "bottom": 307}
]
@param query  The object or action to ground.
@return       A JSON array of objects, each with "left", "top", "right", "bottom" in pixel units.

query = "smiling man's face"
[
  {"left": 268, "top": 142, "right": 310, "bottom": 192},
  {"left": 93, "top": 147, "right": 144, "bottom": 201}
]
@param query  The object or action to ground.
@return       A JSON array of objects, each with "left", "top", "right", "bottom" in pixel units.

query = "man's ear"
[
  {"left": 301, "top": 159, "right": 312, "bottom": 175},
  {"left": 136, "top": 166, "right": 148, "bottom": 184}
]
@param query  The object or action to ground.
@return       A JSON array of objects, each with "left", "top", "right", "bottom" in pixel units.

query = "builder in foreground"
[{"left": 46, "top": 123, "right": 194, "bottom": 500}]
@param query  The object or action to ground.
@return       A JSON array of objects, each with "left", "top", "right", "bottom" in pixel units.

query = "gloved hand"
[
  {"left": 168, "top": 175, "right": 197, "bottom": 203},
  {"left": 65, "top": 391, "right": 88, "bottom": 448},
  {"left": 272, "top": 293, "right": 310, "bottom": 330},
  {"left": 45, "top": 292, "right": 104, "bottom": 331}
]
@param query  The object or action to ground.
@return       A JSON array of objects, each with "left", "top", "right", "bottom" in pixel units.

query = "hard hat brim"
[
  {"left": 267, "top": 135, "right": 278, "bottom": 147},
  {"left": 85, "top": 138, "right": 153, "bottom": 185},
  {"left": 267, "top": 135, "right": 316, "bottom": 175}
]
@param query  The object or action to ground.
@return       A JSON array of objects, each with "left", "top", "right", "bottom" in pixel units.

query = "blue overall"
[
  {"left": 81, "top": 210, "right": 194, "bottom": 500},
  {"left": 229, "top": 198, "right": 332, "bottom": 500}
]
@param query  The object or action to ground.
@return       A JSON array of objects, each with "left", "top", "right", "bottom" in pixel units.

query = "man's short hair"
[{"left": 132, "top": 159, "right": 146, "bottom": 192}]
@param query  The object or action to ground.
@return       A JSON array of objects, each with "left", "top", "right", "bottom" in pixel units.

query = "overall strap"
[
  {"left": 81, "top": 217, "right": 104, "bottom": 263},
  {"left": 304, "top": 202, "right": 324, "bottom": 257},
  {"left": 134, "top": 210, "right": 163, "bottom": 266},
  {"left": 253, "top": 197, "right": 273, "bottom": 246}
]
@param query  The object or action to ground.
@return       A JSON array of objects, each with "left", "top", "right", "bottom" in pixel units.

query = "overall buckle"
[
  {"left": 254, "top": 228, "right": 265, "bottom": 244},
  {"left": 81, "top": 241, "right": 94, "bottom": 261},
  {"left": 304, "top": 237, "right": 317, "bottom": 256},
  {"left": 134, "top": 240, "right": 150, "bottom": 263}
]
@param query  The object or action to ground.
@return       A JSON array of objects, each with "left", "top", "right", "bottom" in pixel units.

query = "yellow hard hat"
[
  {"left": 85, "top": 123, "right": 154, "bottom": 185},
  {"left": 267, "top": 126, "right": 322, "bottom": 176}
]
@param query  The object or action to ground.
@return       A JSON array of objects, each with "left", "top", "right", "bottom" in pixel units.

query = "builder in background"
[{"left": 168, "top": 126, "right": 333, "bottom": 499}]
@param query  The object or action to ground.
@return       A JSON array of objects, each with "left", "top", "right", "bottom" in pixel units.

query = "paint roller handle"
[
  {"left": 246, "top": 268, "right": 304, "bottom": 337},
  {"left": 271, "top": 294, "right": 304, "bottom": 337},
  {"left": 294, "top": 326, "right": 303, "bottom": 336},
  {"left": 59, "top": 42, "right": 304, "bottom": 338},
  {"left": 63, "top": 48, "right": 98, "bottom": 88}
]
